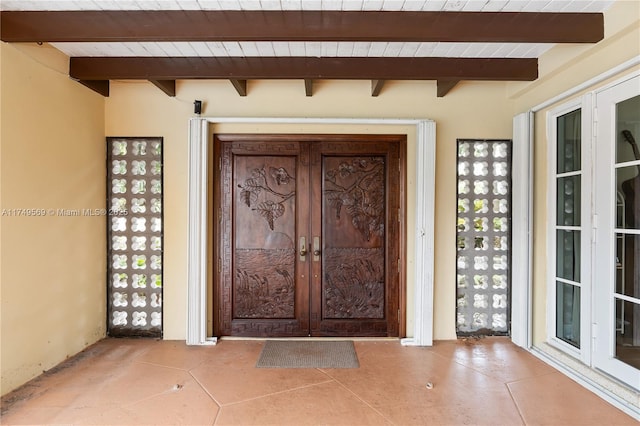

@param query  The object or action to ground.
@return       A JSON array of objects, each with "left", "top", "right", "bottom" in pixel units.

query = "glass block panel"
[
  {"left": 151, "top": 236, "right": 162, "bottom": 251},
  {"left": 107, "top": 137, "right": 163, "bottom": 337},
  {"left": 556, "top": 281, "right": 580, "bottom": 348},
  {"left": 458, "top": 161, "right": 470, "bottom": 176},
  {"left": 457, "top": 236, "right": 467, "bottom": 250},
  {"left": 112, "top": 141, "right": 127, "bottom": 155},
  {"left": 456, "top": 139, "right": 512, "bottom": 336},
  {"left": 131, "top": 236, "right": 146, "bottom": 251},
  {"left": 132, "top": 141, "right": 147, "bottom": 155},
  {"left": 473, "top": 180, "right": 489, "bottom": 195},
  {"left": 493, "top": 162, "right": 508, "bottom": 176},
  {"left": 473, "top": 199, "right": 488, "bottom": 214},
  {"left": 474, "top": 142, "right": 489, "bottom": 157},
  {"left": 458, "top": 142, "right": 470, "bottom": 157},
  {"left": 132, "top": 274, "right": 147, "bottom": 288},
  {"left": 151, "top": 160, "right": 162, "bottom": 175},
  {"left": 458, "top": 179, "right": 470, "bottom": 194},
  {"left": 473, "top": 161, "right": 488, "bottom": 176},
  {"left": 112, "top": 160, "right": 127, "bottom": 175},
  {"left": 112, "top": 236, "right": 127, "bottom": 251},
  {"left": 557, "top": 109, "right": 581, "bottom": 173},
  {"left": 556, "top": 175, "right": 581, "bottom": 226},
  {"left": 131, "top": 198, "right": 146, "bottom": 213},
  {"left": 111, "top": 198, "right": 127, "bottom": 212},
  {"left": 150, "top": 218, "right": 161, "bottom": 232},
  {"left": 112, "top": 179, "right": 126, "bottom": 194},
  {"left": 556, "top": 230, "right": 581, "bottom": 282},
  {"left": 151, "top": 274, "right": 162, "bottom": 288},
  {"left": 151, "top": 180, "right": 162, "bottom": 194},
  {"left": 131, "top": 179, "right": 146, "bottom": 194},
  {"left": 493, "top": 199, "right": 508, "bottom": 214},
  {"left": 132, "top": 160, "right": 146, "bottom": 175},
  {"left": 113, "top": 273, "right": 127, "bottom": 288},
  {"left": 151, "top": 198, "right": 162, "bottom": 213}
]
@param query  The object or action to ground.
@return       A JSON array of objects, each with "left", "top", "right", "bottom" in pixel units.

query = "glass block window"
[
  {"left": 107, "top": 137, "right": 163, "bottom": 337},
  {"left": 456, "top": 139, "right": 512, "bottom": 335},
  {"left": 554, "top": 110, "right": 582, "bottom": 348}
]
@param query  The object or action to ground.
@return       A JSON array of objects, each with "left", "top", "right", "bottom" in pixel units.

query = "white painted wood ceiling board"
[
  {"left": 49, "top": 41, "right": 556, "bottom": 57},
  {"left": 0, "top": 0, "right": 615, "bottom": 11}
]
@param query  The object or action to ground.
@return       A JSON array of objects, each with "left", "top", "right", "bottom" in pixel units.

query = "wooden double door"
[{"left": 213, "top": 134, "right": 403, "bottom": 337}]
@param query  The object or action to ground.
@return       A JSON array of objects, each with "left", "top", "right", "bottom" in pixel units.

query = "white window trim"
[
  {"left": 186, "top": 117, "right": 436, "bottom": 346},
  {"left": 512, "top": 112, "right": 534, "bottom": 349},
  {"left": 545, "top": 97, "right": 593, "bottom": 363}
]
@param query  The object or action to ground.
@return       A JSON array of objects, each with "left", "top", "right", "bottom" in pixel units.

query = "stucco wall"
[
  {"left": 2, "top": 0, "right": 637, "bottom": 398},
  {"left": 0, "top": 42, "right": 106, "bottom": 394},
  {"left": 105, "top": 78, "right": 515, "bottom": 341}
]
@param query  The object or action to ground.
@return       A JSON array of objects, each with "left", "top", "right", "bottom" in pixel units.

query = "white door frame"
[
  {"left": 593, "top": 75, "right": 640, "bottom": 390},
  {"left": 186, "top": 117, "right": 436, "bottom": 346}
]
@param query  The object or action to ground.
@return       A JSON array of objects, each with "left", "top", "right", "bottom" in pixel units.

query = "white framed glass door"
[{"left": 593, "top": 75, "right": 640, "bottom": 390}]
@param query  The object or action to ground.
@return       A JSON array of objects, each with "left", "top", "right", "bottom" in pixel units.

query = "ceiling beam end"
[
  {"left": 371, "top": 80, "right": 385, "bottom": 97},
  {"left": 76, "top": 79, "right": 109, "bottom": 97},
  {"left": 437, "top": 80, "right": 459, "bottom": 97},
  {"left": 149, "top": 79, "right": 176, "bottom": 97},
  {"left": 230, "top": 79, "right": 247, "bottom": 96}
]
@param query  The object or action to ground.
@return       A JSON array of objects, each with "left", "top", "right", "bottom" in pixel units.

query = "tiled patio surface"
[{"left": 1, "top": 337, "right": 636, "bottom": 425}]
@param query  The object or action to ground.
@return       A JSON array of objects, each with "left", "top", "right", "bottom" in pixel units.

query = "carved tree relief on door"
[
  {"left": 234, "top": 157, "right": 296, "bottom": 319},
  {"left": 322, "top": 156, "right": 385, "bottom": 320},
  {"left": 214, "top": 135, "right": 402, "bottom": 337}
]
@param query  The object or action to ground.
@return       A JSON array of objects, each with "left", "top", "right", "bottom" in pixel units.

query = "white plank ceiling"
[{"left": 0, "top": 0, "right": 616, "bottom": 59}]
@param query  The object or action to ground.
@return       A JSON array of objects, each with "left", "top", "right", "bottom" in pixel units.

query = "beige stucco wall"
[
  {"left": 105, "top": 78, "right": 515, "bottom": 341},
  {"left": 0, "top": 43, "right": 106, "bottom": 394},
  {"left": 2, "top": 0, "right": 637, "bottom": 397},
  {"left": 508, "top": 0, "right": 640, "bottom": 345}
]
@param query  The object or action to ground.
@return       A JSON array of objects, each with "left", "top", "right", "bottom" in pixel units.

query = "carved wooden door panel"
[
  {"left": 310, "top": 140, "right": 400, "bottom": 336},
  {"left": 215, "top": 134, "right": 401, "bottom": 337}
]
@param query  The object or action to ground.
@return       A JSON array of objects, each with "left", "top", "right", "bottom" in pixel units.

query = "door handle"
[
  {"left": 299, "top": 236, "right": 307, "bottom": 261},
  {"left": 313, "top": 236, "right": 321, "bottom": 261}
]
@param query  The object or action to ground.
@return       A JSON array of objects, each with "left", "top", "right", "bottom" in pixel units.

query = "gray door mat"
[{"left": 255, "top": 340, "right": 360, "bottom": 369}]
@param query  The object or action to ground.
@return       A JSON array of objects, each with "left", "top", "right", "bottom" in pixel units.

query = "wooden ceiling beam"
[
  {"left": 371, "top": 80, "right": 385, "bottom": 97},
  {"left": 76, "top": 79, "right": 109, "bottom": 97},
  {"left": 69, "top": 57, "right": 538, "bottom": 81},
  {"left": 0, "top": 10, "right": 604, "bottom": 44},
  {"left": 436, "top": 80, "right": 460, "bottom": 97},
  {"left": 149, "top": 79, "right": 176, "bottom": 96},
  {"left": 304, "top": 79, "right": 313, "bottom": 97},
  {"left": 229, "top": 79, "right": 247, "bottom": 96}
]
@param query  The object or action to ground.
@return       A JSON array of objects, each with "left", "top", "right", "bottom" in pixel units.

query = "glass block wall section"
[
  {"left": 456, "top": 140, "right": 512, "bottom": 335},
  {"left": 107, "top": 137, "right": 163, "bottom": 337}
]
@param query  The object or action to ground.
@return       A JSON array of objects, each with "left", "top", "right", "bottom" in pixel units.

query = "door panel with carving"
[{"left": 215, "top": 135, "right": 401, "bottom": 337}]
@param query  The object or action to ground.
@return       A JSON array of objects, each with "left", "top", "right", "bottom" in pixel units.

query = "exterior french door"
[
  {"left": 213, "top": 134, "right": 402, "bottom": 337},
  {"left": 593, "top": 75, "right": 640, "bottom": 390}
]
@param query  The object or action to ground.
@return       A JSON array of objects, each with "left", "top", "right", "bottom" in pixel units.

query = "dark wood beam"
[
  {"left": 304, "top": 79, "right": 313, "bottom": 97},
  {"left": 70, "top": 57, "right": 538, "bottom": 81},
  {"left": 437, "top": 80, "right": 460, "bottom": 97},
  {"left": 76, "top": 79, "right": 109, "bottom": 97},
  {"left": 371, "top": 80, "right": 385, "bottom": 97},
  {"left": 149, "top": 79, "right": 176, "bottom": 96},
  {"left": 229, "top": 79, "right": 247, "bottom": 96},
  {"left": 0, "top": 10, "right": 604, "bottom": 44}
]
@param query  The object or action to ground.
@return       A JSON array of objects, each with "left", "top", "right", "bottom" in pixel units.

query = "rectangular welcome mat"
[{"left": 256, "top": 340, "right": 360, "bottom": 369}]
